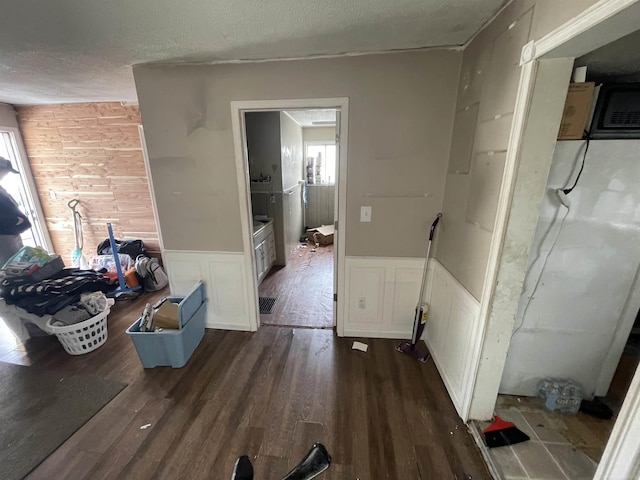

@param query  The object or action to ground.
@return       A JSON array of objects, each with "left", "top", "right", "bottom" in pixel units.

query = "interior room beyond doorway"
[{"left": 244, "top": 109, "right": 338, "bottom": 329}]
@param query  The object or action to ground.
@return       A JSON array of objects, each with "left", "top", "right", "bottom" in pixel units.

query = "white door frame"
[
  {"left": 138, "top": 125, "right": 165, "bottom": 259},
  {"left": 230, "top": 98, "right": 349, "bottom": 333},
  {"left": 466, "top": 0, "right": 640, "bottom": 476},
  {"left": 1, "top": 125, "right": 54, "bottom": 253}
]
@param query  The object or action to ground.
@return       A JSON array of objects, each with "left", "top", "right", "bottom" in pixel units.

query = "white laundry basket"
[{"left": 46, "top": 303, "right": 113, "bottom": 355}]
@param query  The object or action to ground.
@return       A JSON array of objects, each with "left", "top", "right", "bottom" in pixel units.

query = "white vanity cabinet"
[{"left": 253, "top": 220, "right": 275, "bottom": 284}]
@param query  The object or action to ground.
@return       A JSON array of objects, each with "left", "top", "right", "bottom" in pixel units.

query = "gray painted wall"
[
  {"left": 245, "top": 111, "right": 281, "bottom": 189},
  {"left": 0, "top": 104, "right": 18, "bottom": 128},
  {"left": 303, "top": 127, "right": 335, "bottom": 143},
  {"left": 132, "top": 0, "right": 599, "bottom": 293},
  {"left": 436, "top": 0, "right": 599, "bottom": 300},
  {"left": 134, "top": 50, "right": 461, "bottom": 256}
]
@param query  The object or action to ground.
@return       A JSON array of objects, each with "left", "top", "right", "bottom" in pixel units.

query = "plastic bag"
[{"left": 88, "top": 253, "right": 133, "bottom": 273}]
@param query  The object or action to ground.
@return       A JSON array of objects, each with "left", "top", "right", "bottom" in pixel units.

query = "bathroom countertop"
[{"left": 252, "top": 218, "right": 274, "bottom": 236}]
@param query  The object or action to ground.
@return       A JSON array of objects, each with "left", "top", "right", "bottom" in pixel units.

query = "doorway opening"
[
  {"left": 468, "top": 5, "right": 640, "bottom": 479},
  {"left": 478, "top": 128, "right": 640, "bottom": 478},
  {"left": 0, "top": 128, "right": 51, "bottom": 251},
  {"left": 483, "top": 37, "right": 640, "bottom": 477},
  {"left": 241, "top": 107, "right": 340, "bottom": 329}
]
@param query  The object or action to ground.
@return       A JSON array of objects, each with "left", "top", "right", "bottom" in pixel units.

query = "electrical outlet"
[
  {"left": 358, "top": 297, "right": 366, "bottom": 309},
  {"left": 49, "top": 189, "right": 56, "bottom": 200},
  {"left": 270, "top": 195, "right": 275, "bottom": 204}
]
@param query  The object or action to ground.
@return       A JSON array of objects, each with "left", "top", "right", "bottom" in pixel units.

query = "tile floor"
[
  {"left": 470, "top": 334, "right": 639, "bottom": 479},
  {"left": 473, "top": 397, "right": 603, "bottom": 480}
]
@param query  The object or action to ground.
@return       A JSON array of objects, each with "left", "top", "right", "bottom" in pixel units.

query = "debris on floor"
[
  {"left": 352, "top": 341, "right": 368, "bottom": 353},
  {"left": 306, "top": 225, "right": 334, "bottom": 246},
  {"left": 140, "top": 424, "right": 152, "bottom": 430}
]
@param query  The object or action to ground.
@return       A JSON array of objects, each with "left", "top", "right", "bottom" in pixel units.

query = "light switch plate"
[{"left": 360, "top": 206, "right": 372, "bottom": 222}]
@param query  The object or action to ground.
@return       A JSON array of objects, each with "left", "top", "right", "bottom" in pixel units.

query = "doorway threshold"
[
  {"left": 260, "top": 324, "right": 334, "bottom": 330},
  {"left": 470, "top": 396, "right": 601, "bottom": 479}
]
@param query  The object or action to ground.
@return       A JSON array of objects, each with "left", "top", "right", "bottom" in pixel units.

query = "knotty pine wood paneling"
[{"left": 15, "top": 103, "right": 160, "bottom": 264}]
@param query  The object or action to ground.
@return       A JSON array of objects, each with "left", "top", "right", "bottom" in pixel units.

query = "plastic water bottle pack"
[{"left": 537, "top": 378, "right": 583, "bottom": 414}]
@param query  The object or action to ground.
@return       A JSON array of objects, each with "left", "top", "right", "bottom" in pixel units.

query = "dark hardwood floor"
[
  {"left": 259, "top": 240, "right": 333, "bottom": 329},
  {"left": 0, "top": 291, "right": 490, "bottom": 480}
]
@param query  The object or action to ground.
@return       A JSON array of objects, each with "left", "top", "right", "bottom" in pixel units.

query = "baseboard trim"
[{"left": 343, "top": 329, "right": 411, "bottom": 340}]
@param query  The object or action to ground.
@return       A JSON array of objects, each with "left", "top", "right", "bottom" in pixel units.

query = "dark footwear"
[
  {"left": 282, "top": 443, "right": 331, "bottom": 480},
  {"left": 231, "top": 455, "right": 253, "bottom": 480}
]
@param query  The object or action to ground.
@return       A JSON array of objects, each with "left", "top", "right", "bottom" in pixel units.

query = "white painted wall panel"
[
  {"left": 391, "top": 267, "right": 424, "bottom": 326},
  {"left": 500, "top": 140, "right": 640, "bottom": 397},
  {"left": 164, "top": 250, "right": 254, "bottom": 331},
  {"left": 283, "top": 184, "right": 304, "bottom": 257},
  {"left": 424, "top": 260, "right": 480, "bottom": 417},
  {"left": 347, "top": 264, "right": 386, "bottom": 325},
  {"left": 344, "top": 257, "right": 425, "bottom": 337},
  {"left": 280, "top": 112, "right": 304, "bottom": 193}
]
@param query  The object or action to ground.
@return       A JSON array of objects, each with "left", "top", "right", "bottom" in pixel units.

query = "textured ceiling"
[
  {"left": 577, "top": 29, "right": 640, "bottom": 82},
  {"left": 285, "top": 110, "right": 337, "bottom": 127},
  {"left": 0, "top": 0, "right": 505, "bottom": 105}
]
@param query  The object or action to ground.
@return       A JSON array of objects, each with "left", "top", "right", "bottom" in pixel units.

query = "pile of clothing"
[
  {"left": 1, "top": 268, "right": 115, "bottom": 317},
  {"left": 49, "top": 291, "right": 109, "bottom": 327}
]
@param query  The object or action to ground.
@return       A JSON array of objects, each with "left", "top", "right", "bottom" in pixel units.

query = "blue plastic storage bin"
[{"left": 126, "top": 281, "right": 206, "bottom": 368}]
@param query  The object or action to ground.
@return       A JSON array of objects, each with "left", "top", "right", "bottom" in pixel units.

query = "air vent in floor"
[{"left": 259, "top": 297, "right": 277, "bottom": 314}]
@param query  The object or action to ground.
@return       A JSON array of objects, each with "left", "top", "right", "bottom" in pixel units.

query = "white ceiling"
[
  {"left": 0, "top": 0, "right": 505, "bottom": 105},
  {"left": 285, "top": 110, "right": 336, "bottom": 127}
]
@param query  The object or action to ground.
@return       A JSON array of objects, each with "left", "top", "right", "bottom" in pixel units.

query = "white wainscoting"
[
  {"left": 424, "top": 259, "right": 480, "bottom": 417},
  {"left": 343, "top": 256, "right": 428, "bottom": 338},
  {"left": 163, "top": 250, "right": 255, "bottom": 331},
  {"left": 343, "top": 256, "right": 479, "bottom": 416}
]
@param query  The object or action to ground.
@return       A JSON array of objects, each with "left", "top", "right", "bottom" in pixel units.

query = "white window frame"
[
  {"left": 304, "top": 140, "right": 337, "bottom": 186},
  {"left": 0, "top": 125, "right": 53, "bottom": 253}
]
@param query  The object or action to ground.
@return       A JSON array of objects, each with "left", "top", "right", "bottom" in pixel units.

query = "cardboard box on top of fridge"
[
  {"left": 306, "top": 225, "right": 334, "bottom": 245},
  {"left": 558, "top": 82, "right": 595, "bottom": 140}
]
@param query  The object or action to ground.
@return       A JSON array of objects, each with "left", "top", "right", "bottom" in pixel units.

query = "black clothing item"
[
  {"left": 0, "top": 269, "right": 115, "bottom": 316},
  {"left": 0, "top": 186, "right": 31, "bottom": 235},
  {"left": 96, "top": 238, "right": 147, "bottom": 259}
]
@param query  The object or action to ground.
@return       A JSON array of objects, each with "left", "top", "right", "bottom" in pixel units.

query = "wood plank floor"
[
  {"left": 259, "top": 240, "right": 333, "bottom": 329},
  {"left": 0, "top": 292, "right": 490, "bottom": 480}
]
